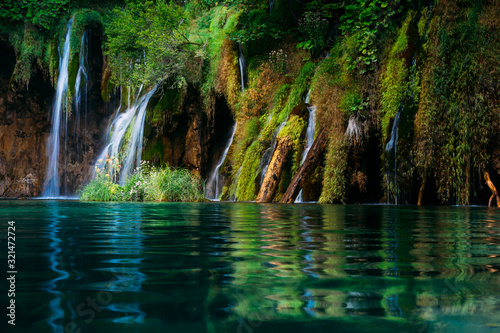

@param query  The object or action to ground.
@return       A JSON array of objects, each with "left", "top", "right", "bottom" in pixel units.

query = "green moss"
[
  {"left": 319, "top": 138, "right": 349, "bottom": 204},
  {"left": 198, "top": 6, "right": 241, "bottom": 105},
  {"left": 44, "top": 39, "right": 59, "bottom": 86},
  {"left": 149, "top": 87, "right": 184, "bottom": 125},
  {"left": 245, "top": 117, "right": 261, "bottom": 140},
  {"left": 380, "top": 11, "right": 416, "bottom": 142},
  {"left": 142, "top": 137, "right": 165, "bottom": 165},
  {"left": 278, "top": 114, "right": 307, "bottom": 176},
  {"left": 409, "top": 1, "right": 500, "bottom": 205},
  {"left": 101, "top": 68, "right": 113, "bottom": 103},
  {"left": 236, "top": 140, "right": 265, "bottom": 201},
  {"left": 278, "top": 61, "right": 316, "bottom": 120},
  {"left": 8, "top": 23, "right": 46, "bottom": 87},
  {"left": 417, "top": 7, "right": 430, "bottom": 39},
  {"left": 67, "top": 54, "right": 79, "bottom": 96}
]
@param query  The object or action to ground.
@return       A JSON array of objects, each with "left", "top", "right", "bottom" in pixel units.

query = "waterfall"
[
  {"left": 305, "top": 88, "right": 312, "bottom": 104},
  {"left": 95, "top": 85, "right": 158, "bottom": 184},
  {"left": 238, "top": 42, "right": 247, "bottom": 91},
  {"left": 74, "top": 30, "right": 89, "bottom": 149},
  {"left": 259, "top": 120, "right": 287, "bottom": 185},
  {"left": 385, "top": 109, "right": 401, "bottom": 204},
  {"left": 42, "top": 20, "right": 72, "bottom": 198},
  {"left": 295, "top": 106, "right": 317, "bottom": 203},
  {"left": 269, "top": 0, "right": 274, "bottom": 14},
  {"left": 301, "top": 106, "right": 316, "bottom": 165},
  {"left": 385, "top": 52, "right": 421, "bottom": 204},
  {"left": 205, "top": 123, "right": 237, "bottom": 200}
]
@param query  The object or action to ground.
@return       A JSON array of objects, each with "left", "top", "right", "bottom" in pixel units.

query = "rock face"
[
  {"left": 144, "top": 91, "right": 233, "bottom": 179},
  {"left": 0, "top": 32, "right": 111, "bottom": 198},
  {"left": 0, "top": 40, "right": 51, "bottom": 197}
]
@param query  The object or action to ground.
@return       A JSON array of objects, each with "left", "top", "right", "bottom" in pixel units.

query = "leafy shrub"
[
  {"left": 297, "top": 11, "right": 329, "bottom": 57},
  {"left": 80, "top": 160, "right": 204, "bottom": 202}
]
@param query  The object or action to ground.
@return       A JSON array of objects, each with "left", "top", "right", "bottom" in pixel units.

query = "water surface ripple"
[{"left": 1, "top": 201, "right": 499, "bottom": 332}]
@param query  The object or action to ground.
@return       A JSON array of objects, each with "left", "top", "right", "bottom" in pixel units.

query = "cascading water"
[
  {"left": 384, "top": 6, "right": 432, "bottom": 205},
  {"left": 301, "top": 106, "right": 316, "bottom": 165},
  {"left": 238, "top": 42, "right": 247, "bottom": 91},
  {"left": 74, "top": 29, "right": 89, "bottom": 149},
  {"left": 42, "top": 20, "right": 72, "bottom": 198},
  {"left": 205, "top": 123, "right": 237, "bottom": 200},
  {"left": 385, "top": 54, "right": 419, "bottom": 205},
  {"left": 295, "top": 105, "right": 317, "bottom": 203},
  {"left": 385, "top": 108, "right": 402, "bottom": 204},
  {"left": 305, "top": 88, "right": 312, "bottom": 104},
  {"left": 95, "top": 85, "right": 158, "bottom": 184}
]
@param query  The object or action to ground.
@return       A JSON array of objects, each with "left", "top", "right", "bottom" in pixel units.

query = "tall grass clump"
[
  {"left": 143, "top": 167, "right": 204, "bottom": 202},
  {"left": 79, "top": 173, "right": 121, "bottom": 201},
  {"left": 80, "top": 160, "right": 204, "bottom": 202}
]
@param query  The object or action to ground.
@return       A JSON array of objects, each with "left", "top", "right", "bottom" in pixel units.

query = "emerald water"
[{"left": 1, "top": 201, "right": 499, "bottom": 333}]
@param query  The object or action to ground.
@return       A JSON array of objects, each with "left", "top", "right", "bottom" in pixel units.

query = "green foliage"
[
  {"left": 198, "top": 6, "right": 241, "bottom": 104},
  {"left": 233, "top": 59, "right": 314, "bottom": 201},
  {"left": 277, "top": 114, "right": 306, "bottom": 176},
  {"left": 319, "top": 138, "right": 348, "bottom": 204},
  {"left": 226, "top": 0, "right": 284, "bottom": 44},
  {"left": 279, "top": 61, "right": 316, "bottom": 119},
  {"left": 0, "top": 0, "right": 70, "bottom": 30},
  {"left": 268, "top": 49, "right": 289, "bottom": 74},
  {"left": 80, "top": 160, "right": 204, "bottom": 202},
  {"left": 143, "top": 167, "right": 204, "bottom": 202},
  {"left": 105, "top": 0, "right": 191, "bottom": 88},
  {"left": 245, "top": 116, "right": 262, "bottom": 139},
  {"left": 414, "top": 1, "right": 499, "bottom": 205},
  {"left": 8, "top": 23, "right": 46, "bottom": 87},
  {"left": 149, "top": 85, "right": 185, "bottom": 125},
  {"left": 380, "top": 11, "right": 415, "bottom": 142},
  {"left": 296, "top": 11, "right": 329, "bottom": 57},
  {"left": 340, "top": 90, "right": 369, "bottom": 116},
  {"left": 235, "top": 140, "right": 264, "bottom": 201},
  {"left": 339, "top": 0, "right": 407, "bottom": 73},
  {"left": 79, "top": 173, "right": 121, "bottom": 201}
]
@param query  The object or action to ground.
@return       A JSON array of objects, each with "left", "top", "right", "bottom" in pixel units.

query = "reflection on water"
[
  {"left": 45, "top": 202, "right": 68, "bottom": 333},
  {"left": 1, "top": 202, "right": 499, "bottom": 332}
]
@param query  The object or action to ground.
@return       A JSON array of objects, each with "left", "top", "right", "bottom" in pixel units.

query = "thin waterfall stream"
[
  {"left": 296, "top": 89, "right": 316, "bottom": 203},
  {"left": 295, "top": 106, "right": 316, "bottom": 203},
  {"left": 205, "top": 123, "right": 237, "bottom": 200},
  {"left": 74, "top": 29, "right": 89, "bottom": 158},
  {"left": 42, "top": 19, "right": 73, "bottom": 198},
  {"left": 238, "top": 42, "right": 247, "bottom": 91}
]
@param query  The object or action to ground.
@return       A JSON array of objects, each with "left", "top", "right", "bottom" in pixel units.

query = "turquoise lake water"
[{"left": 1, "top": 201, "right": 499, "bottom": 332}]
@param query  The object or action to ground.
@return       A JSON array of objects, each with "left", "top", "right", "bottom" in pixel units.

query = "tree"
[
  {"left": 0, "top": 0, "right": 69, "bottom": 30},
  {"left": 105, "top": 0, "right": 194, "bottom": 88}
]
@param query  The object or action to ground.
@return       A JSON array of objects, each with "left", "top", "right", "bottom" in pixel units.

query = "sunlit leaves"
[{"left": 105, "top": 0, "right": 190, "bottom": 87}]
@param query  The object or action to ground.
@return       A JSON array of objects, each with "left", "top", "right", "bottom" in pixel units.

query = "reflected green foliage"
[{"left": 2, "top": 199, "right": 500, "bottom": 331}]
